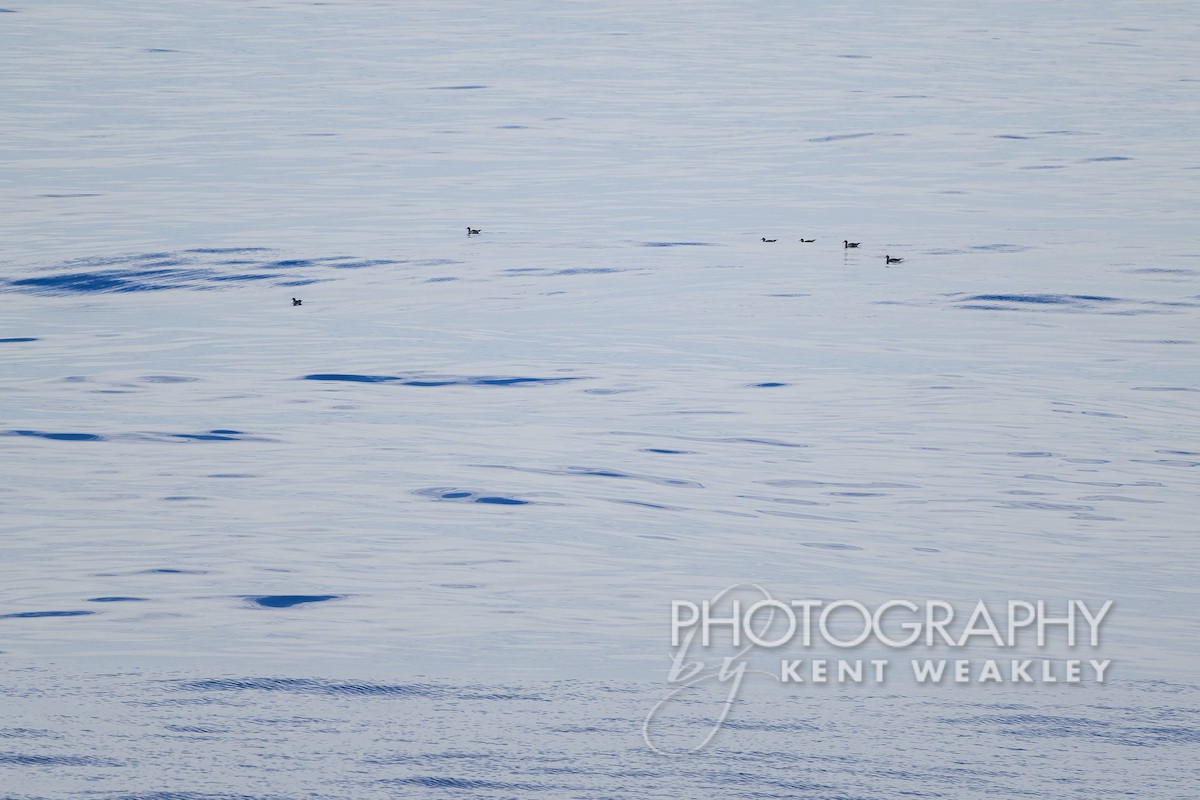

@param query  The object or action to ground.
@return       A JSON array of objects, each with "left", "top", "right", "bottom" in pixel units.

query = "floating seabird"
[
  {"left": 762, "top": 237, "right": 777, "bottom": 242},
  {"left": 844, "top": 240, "right": 860, "bottom": 248},
  {"left": 467, "top": 227, "right": 481, "bottom": 235},
  {"left": 886, "top": 255, "right": 904, "bottom": 264},
  {"left": 292, "top": 298, "right": 302, "bottom": 306}
]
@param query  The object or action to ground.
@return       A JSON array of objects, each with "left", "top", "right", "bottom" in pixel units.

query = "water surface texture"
[{"left": 1, "top": 0, "right": 1198, "bottom": 797}]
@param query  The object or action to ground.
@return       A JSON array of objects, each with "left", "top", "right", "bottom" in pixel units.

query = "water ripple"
[
  {"left": 413, "top": 487, "right": 533, "bottom": 505},
  {"left": 303, "top": 373, "right": 585, "bottom": 387},
  {"left": 242, "top": 595, "right": 344, "bottom": 609},
  {"left": 2, "top": 250, "right": 416, "bottom": 295}
]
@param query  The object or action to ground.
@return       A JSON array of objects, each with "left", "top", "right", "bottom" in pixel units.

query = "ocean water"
[{"left": 2, "top": 0, "right": 1199, "bottom": 797}]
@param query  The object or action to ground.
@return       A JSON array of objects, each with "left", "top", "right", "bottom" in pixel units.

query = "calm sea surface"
[{"left": 1, "top": 0, "right": 1198, "bottom": 797}]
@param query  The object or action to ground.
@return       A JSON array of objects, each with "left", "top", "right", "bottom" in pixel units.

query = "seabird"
[
  {"left": 762, "top": 237, "right": 777, "bottom": 242},
  {"left": 467, "top": 227, "right": 481, "bottom": 235},
  {"left": 844, "top": 240, "right": 860, "bottom": 248},
  {"left": 800, "top": 238, "right": 815, "bottom": 243},
  {"left": 886, "top": 255, "right": 904, "bottom": 264},
  {"left": 292, "top": 298, "right": 302, "bottom": 306}
]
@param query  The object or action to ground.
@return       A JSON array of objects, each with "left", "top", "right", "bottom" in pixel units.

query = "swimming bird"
[
  {"left": 467, "top": 227, "right": 481, "bottom": 235},
  {"left": 844, "top": 240, "right": 860, "bottom": 248},
  {"left": 800, "top": 238, "right": 815, "bottom": 243},
  {"left": 762, "top": 237, "right": 777, "bottom": 242},
  {"left": 885, "top": 255, "right": 904, "bottom": 264},
  {"left": 292, "top": 297, "right": 302, "bottom": 306}
]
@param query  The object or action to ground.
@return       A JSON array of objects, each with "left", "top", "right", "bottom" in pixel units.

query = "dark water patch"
[
  {"left": 550, "top": 267, "right": 622, "bottom": 275},
  {"left": 174, "top": 677, "right": 440, "bottom": 698},
  {"left": 966, "top": 243, "right": 1031, "bottom": 252},
  {"left": 208, "top": 273, "right": 276, "bottom": 282},
  {"left": 142, "top": 375, "right": 200, "bottom": 383},
  {"left": 3, "top": 429, "right": 104, "bottom": 441},
  {"left": 7, "top": 428, "right": 269, "bottom": 445},
  {"left": 751, "top": 382, "right": 788, "bottom": 388},
  {"left": 1124, "top": 268, "right": 1197, "bottom": 275},
  {"left": 88, "top": 596, "right": 147, "bottom": 602},
  {"left": 426, "top": 276, "right": 459, "bottom": 282},
  {"left": 1081, "top": 156, "right": 1133, "bottom": 162},
  {"left": 243, "top": 595, "right": 343, "bottom": 609},
  {"left": 1009, "top": 451, "right": 1059, "bottom": 458},
  {"left": 164, "top": 724, "right": 227, "bottom": 733},
  {"left": 641, "top": 448, "right": 693, "bottom": 454},
  {"left": 303, "top": 372, "right": 584, "bottom": 387},
  {"left": 1147, "top": 300, "right": 1200, "bottom": 309},
  {"left": 144, "top": 48, "right": 178, "bottom": 53},
  {"left": 438, "top": 583, "right": 480, "bottom": 589},
  {"left": 366, "top": 752, "right": 491, "bottom": 765},
  {"left": 719, "top": 437, "right": 805, "bottom": 448},
  {"left": 1131, "top": 386, "right": 1198, "bottom": 392},
  {"left": 329, "top": 258, "right": 401, "bottom": 269},
  {"left": 8, "top": 270, "right": 186, "bottom": 293},
  {"left": 413, "top": 487, "right": 532, "bottom": 505},
  {"left": 40, "top": 193, "right": 101, "bottom": 198},
  {"left": 101, "top": 791, "right": 284, "bottom": 799},
  {"left": 166, "top": 430, "right": 267, "bottom": 442},
  {"left": 611, "top": 499, "right": 681, "bottom": 511},
  {"left": 3, "top": 249, "right": 410, "bottom": 295},
  {"left": 640, "top": 241, "right": 715, "bottom": 247},
  {"left": 764, "top": 293, "right": 810, "bottom": 297},
  {"left": 914, "top": 547, "right": 941, "bottom": 553},
  {"left": 809, "top": 132, "right": 874, "bottom": 142},
  {"left": 0, "top": 728, "right": 56, "bottom": 739},
  {"left": 484, "top": 463, "right": 703, "bottom": 488},
  {"left": 827, "top": 491, "right": 886, "bottom": 497},
  {"left": 1021, "top": 165, "right": 1066, "bottom": 169},
  {"left": 614, "top": 431, "right": 808, "bottom": 449},
  {"left": 0, "top": 752, "right": 117, "bottom": 766},
  {"left": 1132, "top": 458, "right": 1200, "bottom": 467},
  {"left": 497, "top": 124, "right": 528, "bottom": 129},
  {"left": 0, "top": 610, "right": 95, "bottom": 619},
  {"left": 0, "top": 337, "right": 38, "bottom": 343},
  {"left": 953, "top": 293, "right": 1122, "bottom": 310},
  {"left": 383, "top": 776, "right": 540, "bottom": 791},
  {"left": 430, "top": 85, "right": 487, "bottom": 90},
  {"left": 995, "top": 134, "right": 1032, "bottom": 139},
  {"left": 967, "top": 713, "right": 1200, "bottom": 747},
  {"left": 208, "top": 473, "right": 256, "bottom": 478},
  {"left": 1078, "top": 494, "right": 1161, "bottom": 504},
  {"left": 185, "top": 247, "right": 272, "bottom": 254},
  {"left": 162, "top": 496, "right": 206, "bottom": 501}
]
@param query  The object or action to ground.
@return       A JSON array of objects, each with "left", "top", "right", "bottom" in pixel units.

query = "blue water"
[{"left": 2, "top": 0, "right": 1199, "bottom": 796}]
